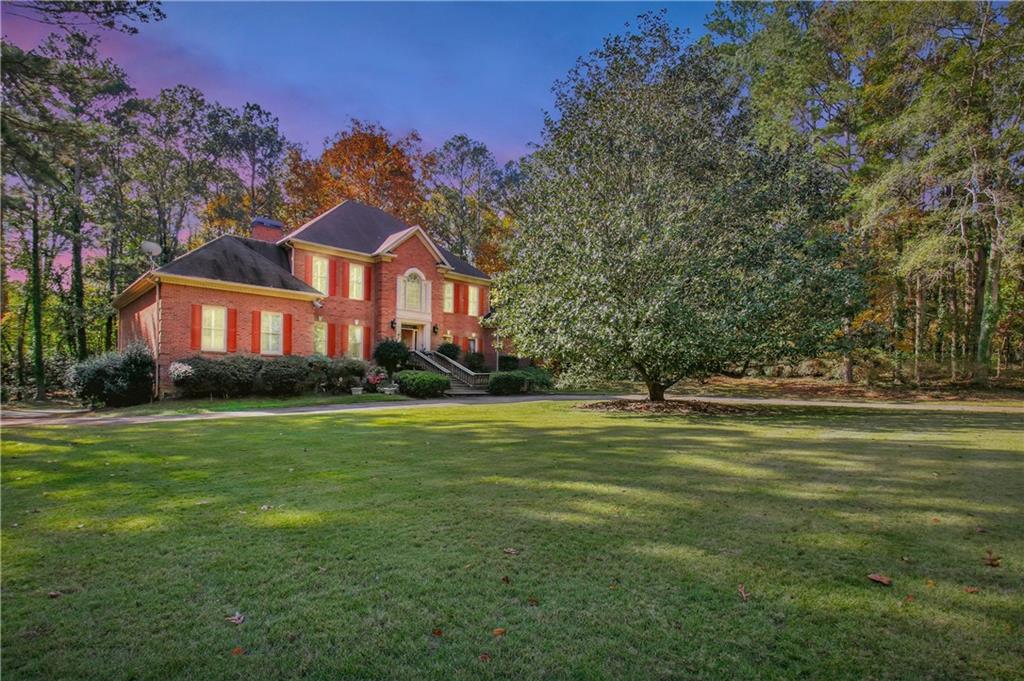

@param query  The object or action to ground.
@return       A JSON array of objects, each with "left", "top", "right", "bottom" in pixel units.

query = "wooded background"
[{"left": 2, "top": 1, "right": 1021, "bottom": 399}]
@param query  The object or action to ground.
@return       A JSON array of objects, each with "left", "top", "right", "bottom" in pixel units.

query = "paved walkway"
[{"left": 3, "top": 393, "right": 1022, "bottom": 429}]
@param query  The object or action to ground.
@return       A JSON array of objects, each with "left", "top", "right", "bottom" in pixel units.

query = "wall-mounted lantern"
[{"left": 389, "top": 319, "right": 397, "bottom": 330}]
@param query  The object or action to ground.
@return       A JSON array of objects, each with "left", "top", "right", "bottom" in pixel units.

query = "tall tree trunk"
[
  {"left": 966, "top": 243, "right": 988, "bottom": 382},
  {"left": 31, "top": 193, "right": 46, "bottom": 400},
  {"left": 70, "top": 164, "right": 88, "bottom": 360},
  {"left": 913, "top": 274, "right": 924, "bottom": 385},
  {"left": 975, "top": 243, "right": 1001, "bottom": 384}
]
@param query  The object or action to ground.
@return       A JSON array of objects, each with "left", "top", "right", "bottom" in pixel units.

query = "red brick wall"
[
  {"left": 155, "top": 283, "right": 319, "bottom": 395},
  {"left": 118, "top": 287, "right": 158, "bottom": 356}
]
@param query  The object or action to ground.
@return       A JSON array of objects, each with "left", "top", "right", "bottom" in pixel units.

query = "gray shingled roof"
[
  {"left": 157, "top": 235, "right": 319, "bottom": 294},
  {"left": 286, "top": 200, "right": 489, "bottom": 280}
]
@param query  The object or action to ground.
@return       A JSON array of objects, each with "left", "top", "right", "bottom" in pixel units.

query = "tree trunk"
[
  {"left": 70, "top": 164, "right": 87, "bottom": 360},
  {"left": 974, "top": 245, "right": 1001, "bottom": 385},
  {"left": 842, "top": 314, "right": 854, "bottom": 384},
  {"left": 966, "top": 242, "right": 987, "bottom": 382},
  {"left": 31, "top": 194, "right": 46, "bottom": 400},
  {"left": 913, "top": 274, "right": 924, "bottom": 385},
  {"left": 646, "top": 381, "right": 666, "bottom": 402}
]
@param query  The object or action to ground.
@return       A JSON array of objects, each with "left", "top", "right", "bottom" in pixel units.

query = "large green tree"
[{"left": 494, "top": 13, "right": 857, "bottom": 400}]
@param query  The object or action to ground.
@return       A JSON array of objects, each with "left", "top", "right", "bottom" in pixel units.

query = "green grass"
[
  {"left": 2, "top": 402, "right": 1022, "bottom": 680},
  {"left": 95, "top": 392, "right": 408, "bottom": 417}
]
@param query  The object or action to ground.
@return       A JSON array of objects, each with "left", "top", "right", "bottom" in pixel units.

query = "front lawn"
[
  {"left": 2, "top": 402, "right": 1021, "bottom": 679},
  {"left": 94, "top": 392, "right": 409, "bottom": 417}
]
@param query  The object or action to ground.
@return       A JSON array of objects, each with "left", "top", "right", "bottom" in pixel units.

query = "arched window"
[{"left": 404, "top": 273, "right": 422, "bottom": 311}]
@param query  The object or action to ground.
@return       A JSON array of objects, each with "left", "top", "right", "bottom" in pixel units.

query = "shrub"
[
  {"left": 465, "top": 352, "right": 486, "bottom": 372},
  {"left": 487, "top": 371, "right": 529, "bottom": 395},
  {"left": 436, "top": 342, "right": 460, "bottom": 361},
  {"left": 68, "top": 343, "right": 154, "bottom": 407},
  {"left": 306, "top": 354, "right": 334, "bottom": 393},
  {"left": 395, "top": 370, "right": 449, "bottom": 398},
  {"left": 498, "top": 355, "right": 520, "bottom": 371},
  {"left": 256, "top": 356, "right": 312, "bottom": 396},
  {"left": 519, "top": 366, "right": 554, "bottom": 390},
  {"left": 373, "top": 339, "right": 409, "bottom": 376},
  {"left": 331, "top": 357, "right": 368, "bottom": 391},
  {"left": 170, "top": 356, "right": 231, "bottom": 398}
]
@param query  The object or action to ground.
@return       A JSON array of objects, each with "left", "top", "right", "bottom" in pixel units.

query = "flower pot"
[{"left": 351, "top": 387, "right": 365, "bottom": 395}]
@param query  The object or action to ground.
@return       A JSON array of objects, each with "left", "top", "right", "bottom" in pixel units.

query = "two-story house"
[{"left": 115, "top": 201, "right": 493, "bottom": 395}]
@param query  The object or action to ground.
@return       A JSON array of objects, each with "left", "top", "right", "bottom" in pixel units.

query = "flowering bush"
[{"left": 364, "top": 366, "right": 389, "bottom": 392}]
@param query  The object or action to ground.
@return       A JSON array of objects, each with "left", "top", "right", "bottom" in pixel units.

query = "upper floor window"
[
  {"left": 313, "top": 321, "right": 327, "bottom": 355},
  {"left": 443, "top": 282, "right": 454, "bottom": 313},
  {"left": 349, "top": 263, "right": 365, "bottom": 299},
  {"left": 261, "top": 311, "right": 283, "bottom": 355},
  {"left": 403, "top": 273, "right": 423, "bottom": 311},
  {"left": 201, "top": 305, "right": 226, "bottom": 352},
  {"left": 468, "top": 286, "right": 480, "bottom": 316},
  {"left": 311, "top": 256, "right": 329, "bottom": 295}
]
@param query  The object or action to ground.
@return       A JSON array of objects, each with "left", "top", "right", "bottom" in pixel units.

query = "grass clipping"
[{"left": 577, "top": 399, "right": 749, "bottom": 415}]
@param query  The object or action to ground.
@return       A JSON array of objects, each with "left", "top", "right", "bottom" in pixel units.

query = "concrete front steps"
[{"left": 409, "top": 350, "right": 490, "bottom": 397}]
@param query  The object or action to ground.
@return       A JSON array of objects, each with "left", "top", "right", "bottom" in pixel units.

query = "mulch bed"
[{"left": 577, "top": 399, "right": 750, "bottom": 415}]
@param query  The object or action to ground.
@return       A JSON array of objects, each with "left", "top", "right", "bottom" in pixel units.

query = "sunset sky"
[{"left": 1, "top": 2, "right": 711, "bottom": 162}]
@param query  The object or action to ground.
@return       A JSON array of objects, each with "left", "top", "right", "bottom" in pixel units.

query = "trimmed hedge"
[
  {"left": 170, "top": 355, "right": 367, "bottom": 398},
  {"left": 486, "top": 367, "right": 554, "bottom": 395},
  {"left": 498, "top": 355, "right": 520, "bottom": 371},
  {"left": 68, "top": 343, "right": 155, "bottom": 407},
  {"left": 487, "top": 371, "right": 528, "bottom": 395},
  {"left": 436, "top": 342, "right": 460, "bottom": 361},
  {"left": 395, "top": 370, "right": 450, "bottom": 398},
  {"left": 464, "top": 351, "right": 486, "bottom": 372}
]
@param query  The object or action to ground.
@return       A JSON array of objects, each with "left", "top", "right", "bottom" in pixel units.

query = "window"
[
  {"left": 311, "top": 256, "right": 329, "bottom": 294},
  {"left": 261, "top": 312, "right": 283, "bottom": 355},
  {"left": 403, "top": 273, "right": 422, "bottom": 311},
  {"left": 443, "top": 282, "right": 454, "bottom": 313},
  {"left": 468, "top": 285, "right": 480, "bottom": 316},
  {"left": 348, "top": 324, "right": 363, "bottom": 360},
  {"left": 468, "top": 337, "right": 477, "bottom": 353},
  {"left": 349, "top": 263, "right": 365, "bottom": 299},
  {"left": 313, "top": 321, "right": 327, "bottom": 355},
  {"left": 201, "top": 305, "right": 226, "bottom": 352}
]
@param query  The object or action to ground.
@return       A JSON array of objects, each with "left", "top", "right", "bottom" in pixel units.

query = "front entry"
[{"left": 400, "top": 324, "right": 422, "bottom": 350}]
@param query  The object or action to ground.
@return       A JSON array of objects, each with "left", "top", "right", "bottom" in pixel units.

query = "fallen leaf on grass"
[
  {"left": 225, "top": 612, "right": 245, "bottom": 625},
  {"left": 738, "top": 584, "right": 751, "bottom": 601},
  {"left": 47, "top": 591, "right": 61, "bottom": 599},
  {"left": 259, "top": 504, "right": 272, "bottom": 512},
  {"left": 868, "top": 573, "right": 892, "bottom": 586},
  {"left": 501, "top": 576, "right": 510, "bottom": 584},
  {"left": 479, "top": 653, "right": 492, "bottom": 662},
  {"left": 926, "top": 579, "right": 935, "bottom": 589},
  {"left": 975, "top": 526, "right": 987, "bottom": 533},
  {"left": 526, "top": 597, "right": 539, "bottom": 607},
  {"left": 931, "top": 517, "right": 940, "bottom": 524},
  {"left": 431, "top": 628, "right": 443, "bottom": 637},
  {"left": 230, "top": 646, "right": 245, "bottom": 656},
  {"left": 900, "top": 556, "right": 913, "bottom": 564},
  {"left": 903, "top": 595, "right": 915, "bottom": 603},
  {"left": 984, "top": 550, "right": 1002, "bottom": 567},
  {"left": 502, "top": 548, "right": 519, "bottom": 556},
  {"left": 964, "top": 586, "right": 980, "bottom": 594},
  {"left": 492, "top": 627, "right": 507, "bottom": 637}
]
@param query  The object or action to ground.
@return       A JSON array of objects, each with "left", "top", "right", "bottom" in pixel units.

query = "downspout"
[{"left": 155, "top": 278, "right": 162, "bottom": 397}]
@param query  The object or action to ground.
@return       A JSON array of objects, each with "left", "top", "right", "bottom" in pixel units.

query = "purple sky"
[{"left": 2, "top": 2, "right": 711, "bottom": 163}]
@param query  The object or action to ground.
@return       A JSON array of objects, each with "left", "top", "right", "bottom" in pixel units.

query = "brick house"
[{"left": 115, "top": 201, "right": 494, "bottom": 395}]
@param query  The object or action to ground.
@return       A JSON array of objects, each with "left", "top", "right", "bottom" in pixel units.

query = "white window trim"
[
  {"left": 201, "top": 305, "right": 227, "bottom": 353},
  {"left": 261, "top": 311, "right": 284, "bottom": 356},
  {"left": 348, "top": 263, "right": 365, "bottom": 300},
  {"left": 311, "top": 256, "right": 330, "bottom": 295},
  {"left": 347, "top": 323, "right": 363, "bottom": 360},
  {"left": 396, "top": 267, "right": 431, "bottom": 321},
  {"left": 313, "top": 320, "right": 327, "bottom": 355},
  {"left": 443, "top": 281, "right": 454, "bottom": 313},
  {"left": 468, "top": 285, "right": 480, "bottom": 317}
]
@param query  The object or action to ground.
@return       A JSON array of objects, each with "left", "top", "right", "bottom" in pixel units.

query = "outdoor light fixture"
[
  {"left": 432, "top": 325, "right": 439, "bottom": 335},
  {"left": 390, "top": 319, "right": 397, "bottom": 330}
]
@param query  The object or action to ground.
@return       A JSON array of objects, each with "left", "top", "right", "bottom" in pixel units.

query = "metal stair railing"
[
  {"left": 409, "top": 350, "right": 453, "bottom": 378},
  {"left": 427, "top": 351, "right": 490, "bottom": 389}
]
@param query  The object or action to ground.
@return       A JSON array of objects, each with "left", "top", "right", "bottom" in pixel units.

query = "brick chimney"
[{"left": 251, "top": 216, "right": 284, "bottom": 243}]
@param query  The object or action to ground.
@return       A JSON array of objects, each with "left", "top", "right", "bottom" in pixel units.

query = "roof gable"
[{"left": 157, "top": 235, "right": 318, "bottom": 294}]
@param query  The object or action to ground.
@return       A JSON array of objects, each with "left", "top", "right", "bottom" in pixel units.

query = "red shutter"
[
  {"left": 453, "top": 335, "right": 460, "bottom": 349},
  {"left": 364, "top": 264, "right": 372, "bottom": 301},
  {"left": 341, "top": 261, "right": 350, "bottom": 298},
  {"left": 479, "top": 288, "right": 487, "bottom": 314},
  {"left": 363, "top": 325, "right": 371, "bottom": 360},
  {"left": 340, "top": 324, "right": 349, "bottom": 356},
  {"left": 461, "top": 337, "right": 470, "bottom": 354},
  {"left": 329, "top": 260, "right": 338, "bottom": 296},
  {"left": 463, "top": 285, "right": 470, "bottom": 315},
  {"left": 190, "top": 305, "right": 202, "bottom": 350},
  {"left": 283, "top": 313, "right": 293, "bottom": 355},
  {"left": 303, "top": 255, "right": 312, "bottom": 284},
  {"left": 227, "top": 308, "right": 238, "bottom": 352},
  {"left": 251, "top": 310, "right": 261, "bottom": 354},
  {"left": 327, "top": 323, "right": 336, "bottom": 357}
]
